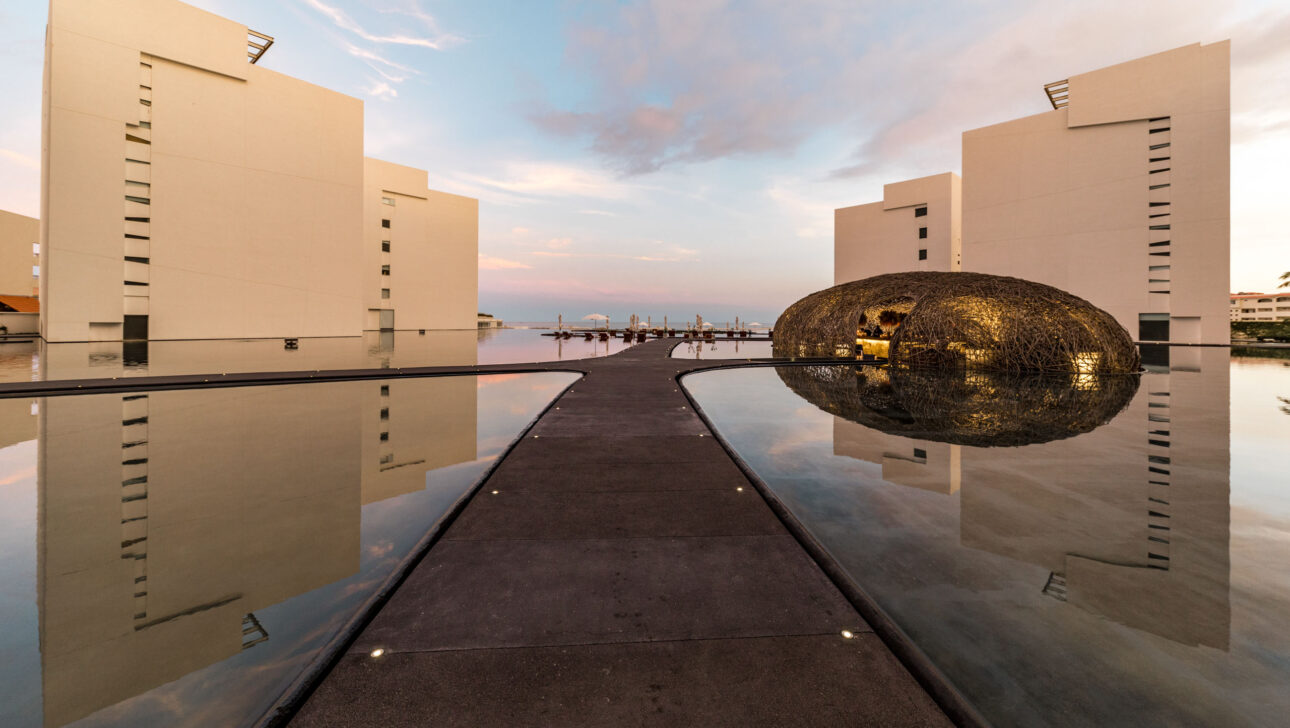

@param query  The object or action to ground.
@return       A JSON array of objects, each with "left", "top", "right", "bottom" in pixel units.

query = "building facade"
[
  {"left": 0, "top": 209, "right": 40, "bottom": 297},
  {"left": 962, "top": 42, "right": 1230, "bottom": 344},
  {"left": 363, "top": 158, "right": 478, "bottom": 331},
  {"left": 1230, "top": 293, "right": 1290, "bottom": 322},
  {"left": 41, "top": 0, "right": 479, "bottom": 343},
  {"left": 834, "top": 172, "right": 961, "bottom": 285}
]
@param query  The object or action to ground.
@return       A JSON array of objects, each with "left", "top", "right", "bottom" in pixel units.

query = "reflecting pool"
[
  {"left": 684, "top": 346, "right": 1290, "bottom": 728},
  {"left": 669, "top": 339, "right": 773, "bottom": 359},
  {"left": 0, "top": 372, "right": 578, "bottom": 727},
  {"left": 0, "top": 329, "right": 632, "bottom": 383}
]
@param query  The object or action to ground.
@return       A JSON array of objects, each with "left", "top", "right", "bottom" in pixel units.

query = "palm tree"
[{"left": 1281, "top": 271, "right": 1290, "bottom": 289}]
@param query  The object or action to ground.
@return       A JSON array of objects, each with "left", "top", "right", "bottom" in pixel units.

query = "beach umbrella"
[
  {"left": 747, "top": 322, "right": 763, "bottom": 328},
  {"left": 701, "top": 322, "right": 715, "bottom": 328},
  {"left": 583, "top": 313, "right": 609, "bottom": 329}
]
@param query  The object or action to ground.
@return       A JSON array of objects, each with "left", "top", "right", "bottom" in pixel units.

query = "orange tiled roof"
[{"left": 0, "top": 295, "right": 39, "bottom": 313}]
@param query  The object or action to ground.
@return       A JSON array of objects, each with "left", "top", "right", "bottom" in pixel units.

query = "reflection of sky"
[
  {"left": 685, "top": 357, "right": 1290, "bottom": 728},
  {"left": 0, "top": 372, "right": 578, "bottom": 728}
]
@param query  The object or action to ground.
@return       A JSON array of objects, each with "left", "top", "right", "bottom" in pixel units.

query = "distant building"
[
  {"left": 962, "top": 42, "right": 1230, "bottom": 345},
  {"left": 364, "top": 159, "right": 478, "bottom": 331},
  {"left": 834, "top": 173, "right": 961, "bottom": 284},
  {"left": 40, "top": 0, "right": 478, "bottom": 342},
  {"left": 1230, "top": 293, "right": 1290, "bottom": 321},
  {"left": 0, "top": 209, "right": 39, "bottom": 297}
]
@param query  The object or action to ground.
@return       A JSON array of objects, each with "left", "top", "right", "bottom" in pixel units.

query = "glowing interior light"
[
  {"left": 1072, "top": 352, "right": 1101, "bottom": 373},
  {"left": 736, "top": 486, "right": 744, "bottom": 492},
  {"left": 840, "top": 630, "right": 855, "bottom": 639},
  {"left": 491, "top": 490, "right": 499, "bottom": 495},
  {"left": 370, "top": 648, "right": 386, "bottom": 658}
]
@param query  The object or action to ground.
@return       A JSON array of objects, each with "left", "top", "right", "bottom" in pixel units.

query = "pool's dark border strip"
[
  {"left": 254, "top": 369, "right": 585, "bottom": 727},
  {"left": 677, "top": 361, "right": 993, "bottom": 728}
]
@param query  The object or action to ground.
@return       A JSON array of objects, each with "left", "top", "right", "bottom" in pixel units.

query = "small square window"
[
  {"left": 913, "top": 448, "right": 927, "bottom": 459},
  {"left": 918, "top": 227, "right": 927, "bottom": 239},
  {"left": 33, "top": 243, "right": 40, "bottom": 255},
  {"left": 381, "top": 265, "right": 390, "bottom": 276},
  {"left": 379, "top": 431, "right": 389, "bottom": 442},
  {"left": 381, "top": 219, "right": 391, "bottom": 229},
  {"left": 381, "top": 240, "right": 390, "bottom": 252},
  {"left": 914, "top": 207, "right": 927, "bottom": 217},
  {"left": 918, "top": 249, "right": 928, "bottom": 261},
  {"left": 380, "top": 385, "right": 389, "bottom": 396},
  {"left": 381, "top": 288, "right": 390, "bottom": 299},
  {"left": 380, "top": 407, "right": 389, "bottom": 420},
  {"left": 380, "top": 453, "right": 394, "bottom": 464},
  {"left": 381, "top": 196, "right": 396, "bottom": 206}
]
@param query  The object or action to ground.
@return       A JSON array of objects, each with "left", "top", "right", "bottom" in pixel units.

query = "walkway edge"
[
  {"left": 678, "top": 365, "right": 993, "bottom": 728},
  {"left": 257, "top": 371, "right": 585, "bottom": 728}
]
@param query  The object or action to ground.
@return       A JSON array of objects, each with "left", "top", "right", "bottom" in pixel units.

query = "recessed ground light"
[
  {"left": 370, "top": 648, "right": 386, "bottom": 658},
  {"left": 736, "top": 487, "right": 744, "bottom": 492},
  {"left": 491, "top": 490, "right": 499, "bottom": 495},
  {"left": 840, "top": 630, "right": 855, "bottom": 640}
]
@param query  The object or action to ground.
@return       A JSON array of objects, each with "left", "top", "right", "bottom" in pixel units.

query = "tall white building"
[
  {"left": 962, "top": 42, "right": 1230, "bottom": 345},
  {"left": 834, "top": 173, "right": 961, "bottom": 285}
]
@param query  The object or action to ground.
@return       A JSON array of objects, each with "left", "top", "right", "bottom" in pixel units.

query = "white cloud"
[
  {"left": 478, "top": 254, "right": 532, "bottom": 270},
  {"left": 366, "top": 81, "right": 398, "bottom": 100},
  {"left": 301, "top": 0, "right": 464, "bottom": 50},
  {"left": 0, "top": 148, "right": 38, "bottom": 171},
  {"left": 545, "top": 237, "right": 573, "bottom": 249}
]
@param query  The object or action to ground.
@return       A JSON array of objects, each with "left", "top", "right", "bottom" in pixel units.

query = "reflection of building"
[
  {"left": 963, "top": 43, "right": 1230, "bottom": 345},
  {"left": 38, "top": 386, "right": 361, "bottom": 726},
  {"left": 0, "top": 209, "right": 39, "bottom": 296},
  {"left": 821, "top": 346, "right": 1229, "bottom": 649},
  {"left": 0, "top": 395, "right": 37, "bottom": 450},
  {"left": 362, "top": 377, "right": 478, "bottom": 505},
  {"left": 834, "top": 173, "right": 961, "bottom": 284},
  {"left": 364, "top": 159, "right": 479, "bottom": 332},
  {"left": 833, "top": 419, "right": 959, "bottom": 494},
  {"left": 37, "top": 373, "right": 481, "bottom": 725},
  {"left": 958, "top": 347, "right": 1230, "bottom": 648}
]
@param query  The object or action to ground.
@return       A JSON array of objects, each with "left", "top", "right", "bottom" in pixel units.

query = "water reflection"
[
  {"left": 777, "top": 364, "right": 1138, "bottom": 447},
  {"left": 669, "top": 339, "right": 774, "bottom": 359},
  {"left": 685, "top": 347, "right": 1255, "bottom": 727},
  {"left": 0, "top": 371, "right": 577, "bottom": 727}
]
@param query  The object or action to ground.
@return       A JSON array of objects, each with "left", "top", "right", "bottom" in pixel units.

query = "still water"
[
  {"left": 0, "top": 372, "right": 578, "bottom": 727},
  {"left": 669, "top": 339, "right": 774, "bottom": 360},
  {"left": 684, "top": 346, "right": 1290, "bottom": 728},
  {"left": 0, "top": 329, "right": 631, "bottom": 383}
]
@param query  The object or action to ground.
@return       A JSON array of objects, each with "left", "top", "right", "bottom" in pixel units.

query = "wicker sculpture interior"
[
  {"left": 777, "top": 364, "right": 1139, "bottom": 447},
  {"left": 773, "top": 272, "right": 1141, "bottom": 374}
]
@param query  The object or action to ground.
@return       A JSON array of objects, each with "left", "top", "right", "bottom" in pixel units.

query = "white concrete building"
[
  {"left": 834, "top": 172, "right": 961, "bottom": 285},
  {"left": 962, "top": 42, "right": 1230, "bottom": 344},
  {"left": 1230, "top": 293, "right": 1290, "bottom": 322},
  {"left": 0, "top": 209, "right": 40, "bottom": 297},
  {"left": 40, "top": 0, "right": 478, "bottom": 343},
  {"left": 364, "top": 159, "right": 478, "bottom": 331}
]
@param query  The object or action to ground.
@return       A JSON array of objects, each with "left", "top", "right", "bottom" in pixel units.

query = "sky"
[{"left": 0, "top": 0, "right": 1287, "bottom": 323}]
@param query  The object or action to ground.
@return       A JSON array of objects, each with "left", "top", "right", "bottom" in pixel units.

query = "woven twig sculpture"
[{"left": 773, "top": 272, "right": 1140, "bottom": 374}]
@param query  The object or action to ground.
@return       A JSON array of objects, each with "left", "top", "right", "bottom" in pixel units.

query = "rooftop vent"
[
  {"left": 1044, "top": 79, "right": 1069, "bottom": 110},
  {"left": 248, "top": 30, "right": 274, "bottom": 64}
]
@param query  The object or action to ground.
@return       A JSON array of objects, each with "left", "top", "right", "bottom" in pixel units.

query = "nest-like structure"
[
  {"left": 773, "top": 272, "right": 1140, "bottom": 374},
  {"left": 778, "top": 364, "right": 1139, "bottom": 447}
]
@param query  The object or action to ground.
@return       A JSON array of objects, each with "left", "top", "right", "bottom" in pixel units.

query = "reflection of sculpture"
[
  {"left": 778, "top": 363, "right": 1139, "bottom": 448},
  {"left": 773, "top": 272, "right": 1140, "bottom": 374}
]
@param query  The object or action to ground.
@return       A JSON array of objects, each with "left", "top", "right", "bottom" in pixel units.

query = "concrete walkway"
[{"left": 291, "top": 339, "right": 950, "bottom": 727}]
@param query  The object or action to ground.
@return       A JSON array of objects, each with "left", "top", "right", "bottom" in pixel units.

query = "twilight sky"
[{"left": 1, "top": 0, "right": 1287, "bottom": 322}]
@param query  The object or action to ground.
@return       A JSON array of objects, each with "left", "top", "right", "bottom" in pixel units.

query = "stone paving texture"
[{"left": 291, "top": 339, "right": 951, "bottom": 727}]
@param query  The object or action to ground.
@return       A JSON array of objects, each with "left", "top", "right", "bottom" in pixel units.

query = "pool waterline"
[
  {"left": 683, "top": 346, "right": 1290, "bottom": 728},
  {"left": 0, "top": 328, "right": 634, "bottom": 384}
]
